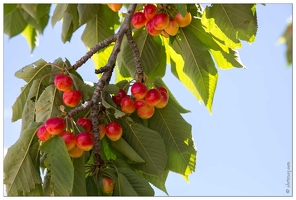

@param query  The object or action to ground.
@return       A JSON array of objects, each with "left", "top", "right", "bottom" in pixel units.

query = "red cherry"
[
  {"left": 120, "top": 96, "right": 136, "bottom": 114},
  {"left": 77, "top": 117, "right": 92, "bottom": 132},
  {"left": 131, "top": 82, "right": 148, "bottom": 99},
  {"left": 146, "top": 19, "right": 162, "bottom": 36},
  {"left": 144, "top": 4, "right": 157, "bottom": 20},
  {"left": 134, "top": 99, "right": 148, "bottom": 110},
  {"left": 152, "top": 13, "right": 170, "bottom": 30},
  {"left": 37, "top": 124, "right": 51, "bottom": 141},
  {"left": 45, "top": 117, "right": 66, "bottom": 135},
  {"left": 164, "top": 18, "right": 180, "bottom": 36},
  {"left": 112, "top": 89, "right": 127, "bottom": 105},
  {"left": 137, "top": 105, "right": 155, "bottom": 119},
  {"left": 102, "top": 177, "right": 114, "bottom": 194},
  {"left": 155, "top": 91, "right": 169, "bottom": 108},
  {"left": 145, "top": 88, "right": 162, "bottom": 106},
  {"left": 174, "top": 12, "right": 192, "bottom": 27},
  {"left": 105, "top": 122, "right": 123, "bottom": 141},
  {"left": 76, "top": 132, "right": 94, "bottom": 151},
  {"left": 132, "top": 12, "right": 147, "bottom": 29},
  {"left": 60, "top": 131, "right": 76, "bottom": 151},
  {"left": 63, "top": 90, "right": 82, "bottom": 108},
  {"left": 54, "top": 74, "right": 73, "bottom": 92}
]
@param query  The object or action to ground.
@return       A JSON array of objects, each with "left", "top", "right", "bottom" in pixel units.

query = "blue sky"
[{"left": 2, "top": 3, "right": 293, "bottom": 197}]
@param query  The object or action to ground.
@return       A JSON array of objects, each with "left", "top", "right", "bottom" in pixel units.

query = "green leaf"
[
  {"left": 101, "top": 97, "right": 126, "bottom": 119},
  {"left": 171, "top": 27, "right": 218, "bottom": 114},
  {"left": 172, "top": 4, "right": 187, "bottom": 16},
  {"left": 85, "top": 176, "right": 99, "bottom": 196},
  {"left": 40, "top": 136, "right": 74, "bottom": 196},
  {"left": 142, "top": 170, "right": 169, "bottom": 195},
  {"left": 77, "top": 4, "right": 100, "bottom": 25},
  {"left": 117, "top": 167, "right": 155, "bottom": 196},
  {"left": 4, "top": 6, "right": 27, "bottom": 38},
  {"left": 51, "top": 4, "right": 67, "bottom": 27},
  {"left": 35, "top": 84, "right": 64, "bottom": 123},
  {"left": 187, "top": 18, "right": 245, "bottom": 69},
  {"left": 111, "top": 137, "right": 145, "bottom": 163},
  {"left": 114, "top": 173, "right": 138, "bottom": 196},
  {"left": 69, "top": 73, "right": 93, "bottom": 101},
  {"left": 72, "top": 154, "right": 87, "bottom": 196},
  {"left": 154, "top": 77, "right": 190, "bottom": 113},
  {"left": 103, "top": 84, "right": 119, "bottom": 95},
  {"left": 4, "top": 122, "right": 42, "bottom": 196},
  {"left": 101, "top": 138, "right": 117, "bottom": 160},
  {"left": 202, "top": 4, "right": 258, "bottom": 47},
  {"left": 119, "top": 28, "right": 166, "bottom": 78},
  {"left": 148, "top": 103, "right": 197, "bottom": 177},
  {"left": 12, "top": 59, "right": 49, "bottom": 122},
  {"left": 21, "top": 4, "right": 51, "bottom": 22},
  {"left": 21, "top": 24, "right": 38, "bottom": 53},
  {"left": 4, "top": 4, "right": 18, "bottom": 14},
  {"left": 81, "top": 4, "right": 120, "bottom": 70},
  {"left": 120, "top": 118, "right": 167, "bottom": 176}
]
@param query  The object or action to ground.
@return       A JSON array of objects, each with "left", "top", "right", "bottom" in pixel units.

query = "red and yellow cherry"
[
  {"left": 155, "top": 91, "right": 169, "bottom": 108},
  {"left": 144, "top": 4, "right": 157, "bottom": 20},
  {"left": 54, "top": 74, "right": 73, "bottom": 92},
  {"left": 99, "top": 124, "right": 106, "bottom": 140},
  {"left": 37, "top": 124, "right": 51, "bottom": 141},
  {"left": 102, "top": 177, "right": 114, "bottom": 195},
  {"left": 132, "top": 12, "right": 147, "bottom": 29},
  {"left": 131, "top": 82, "right": 148, "bottom": 99},
  {"left": 68, "top": 145, "right": 84, "bottom": 158},
  {"left": 157, "top": 86, "right": 168, "bottom": 94},
  {"left": 164, "top": 18, "right": 179, "bottom": 36},
  {"left": 112, "top": 89, "right": 127, "bottom": 105},
  {"left": 105, "top": 122, "right": 123, "bottom": 141},
  {"left": 152, "top": 13, "right": 170, "bottom": 30},
  {"left": 174, "top": 11, "right": 192, "bottom": 27},
  {"left": 76, "top": 132, "right": 94, "bottom": 151},
  {"left": 137, "top": 105, "right": 155, "bottom": 119},
  {"left": 146, "top": 19, "right": 162, "bottom": 36},
  {"left": 45, "top": 117, "right": 66, "bottom": 135},
  {"left": 120, "top": 96, "right": 136, "bottom": 114},
  {"left": 134, "top": 99, "right": 147, "bottom": 110},
  {"left": 77, "top": 117, "right": 92, "bottom": 132},
  {"left": 63, "top": 90, "right": 82, "bottom": 108},
  {"left": 107, "top": 4, "right": 122, "bottom": 12},
  {"left": 60, "top": 131, "right": 76, "bottom": 151},
  {"left": 145, "top": 88, "right": 162, "bottom": 106}
]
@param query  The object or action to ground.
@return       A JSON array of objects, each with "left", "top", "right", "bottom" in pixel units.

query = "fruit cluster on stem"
[{"left": 131, "top": 4, "right": 192, "bottom": 37}]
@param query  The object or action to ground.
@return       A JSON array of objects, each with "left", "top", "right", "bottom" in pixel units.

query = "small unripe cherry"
[{"left": 102, "top": 177, "right": 114, "bottom": 194}]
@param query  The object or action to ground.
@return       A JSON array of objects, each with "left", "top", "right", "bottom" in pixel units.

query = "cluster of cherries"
[
  {"left": 36, "top": 73, "right": 126, "bottom": 158},
  {"left": 131, "top": 4, "right": 192, "bottom": 37},
  {"left": 112, "top": 81, "right": 169, "bottom": 119}
]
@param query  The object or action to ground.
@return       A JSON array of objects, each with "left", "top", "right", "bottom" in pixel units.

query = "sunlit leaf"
[
  {"left": 4, "top": 6, "right": 27, "bottom": 38},
  {"left": 21, "top": 24, "right": 38, "bottom": 53}
]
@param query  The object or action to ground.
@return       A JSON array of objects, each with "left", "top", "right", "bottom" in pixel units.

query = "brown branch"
[
  {"left": 125, "top": 28, "right": 145, "bottom": 82},
  {"left": 71, "top": 35, "right": 117, "bottom": 70}
]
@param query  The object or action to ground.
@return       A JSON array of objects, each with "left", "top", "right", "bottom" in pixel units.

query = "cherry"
[
  {"left": 155, "top": 91, "right": 169, "bottom": 108},
  {"left": 60, "top": 131, "right": 76, "bottom": 151},
  {"left": 174, "top": 11, "right": 192, "bottom": 27},
  {"left": 76, "top": 132, "right": 94, "bottom": 151},
  {"left": 146, "top": 19, "right": 162, "bottom": 36},
  {"left": 54, "top": 74, "right": 73, "bottom": 92},
  {"left": 131, "top": 82, "right": 148, "bottom": 99},
  {"left": 99, "top": 124, "right": 106, "bottom": 140},
  {"left": 105, "top": 122, "right": 123, "bottom": 141},
  {"left": 145, "top": 88, "right": 162, "bottom": 106},
  {"left": 102, "top": 177, "right": 114, "bottom": 195},
  {"left": 164, "top": 18, "right": 180, "bottom": 36},
  {"left": 137, "top": 105, "right": 155, "bottom": 119},
  {"left": 107, "top": 4, "right": 122, "bottom": 12},
  {"left": 36, "top": 124, "right": 51, "bottom": 141},
  {"left": 132, "top": 12, "right": 147, "bottom": 29},
  {"left": 134, "top": 99, "right": 148, "bottom": 110},
  {"left": 120, "top": 96, "right": 136, "bottom": 114},
  {"left": 77, "top": 117, "right": 92, "bottom": 132},
  {"left": 45, "top": 117, "right": 66, "bottom": 135},
  {"left": 112, "top": 89, "right": 127, "bottom": 105},
  {"left": 68, "top": 145, "right": 84, "bottom": 158},
  {"left": 144, "top": 4, "right": 157, "bottom": 20},
  {"left": 63, "top": 90, "right": 82, "bottom": 108},
  {"left": 157, "top": 86, "right": 168, "bottom": 94},
  {"left": 152, "top": 13, "right": 169, "bottom": 30}
]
